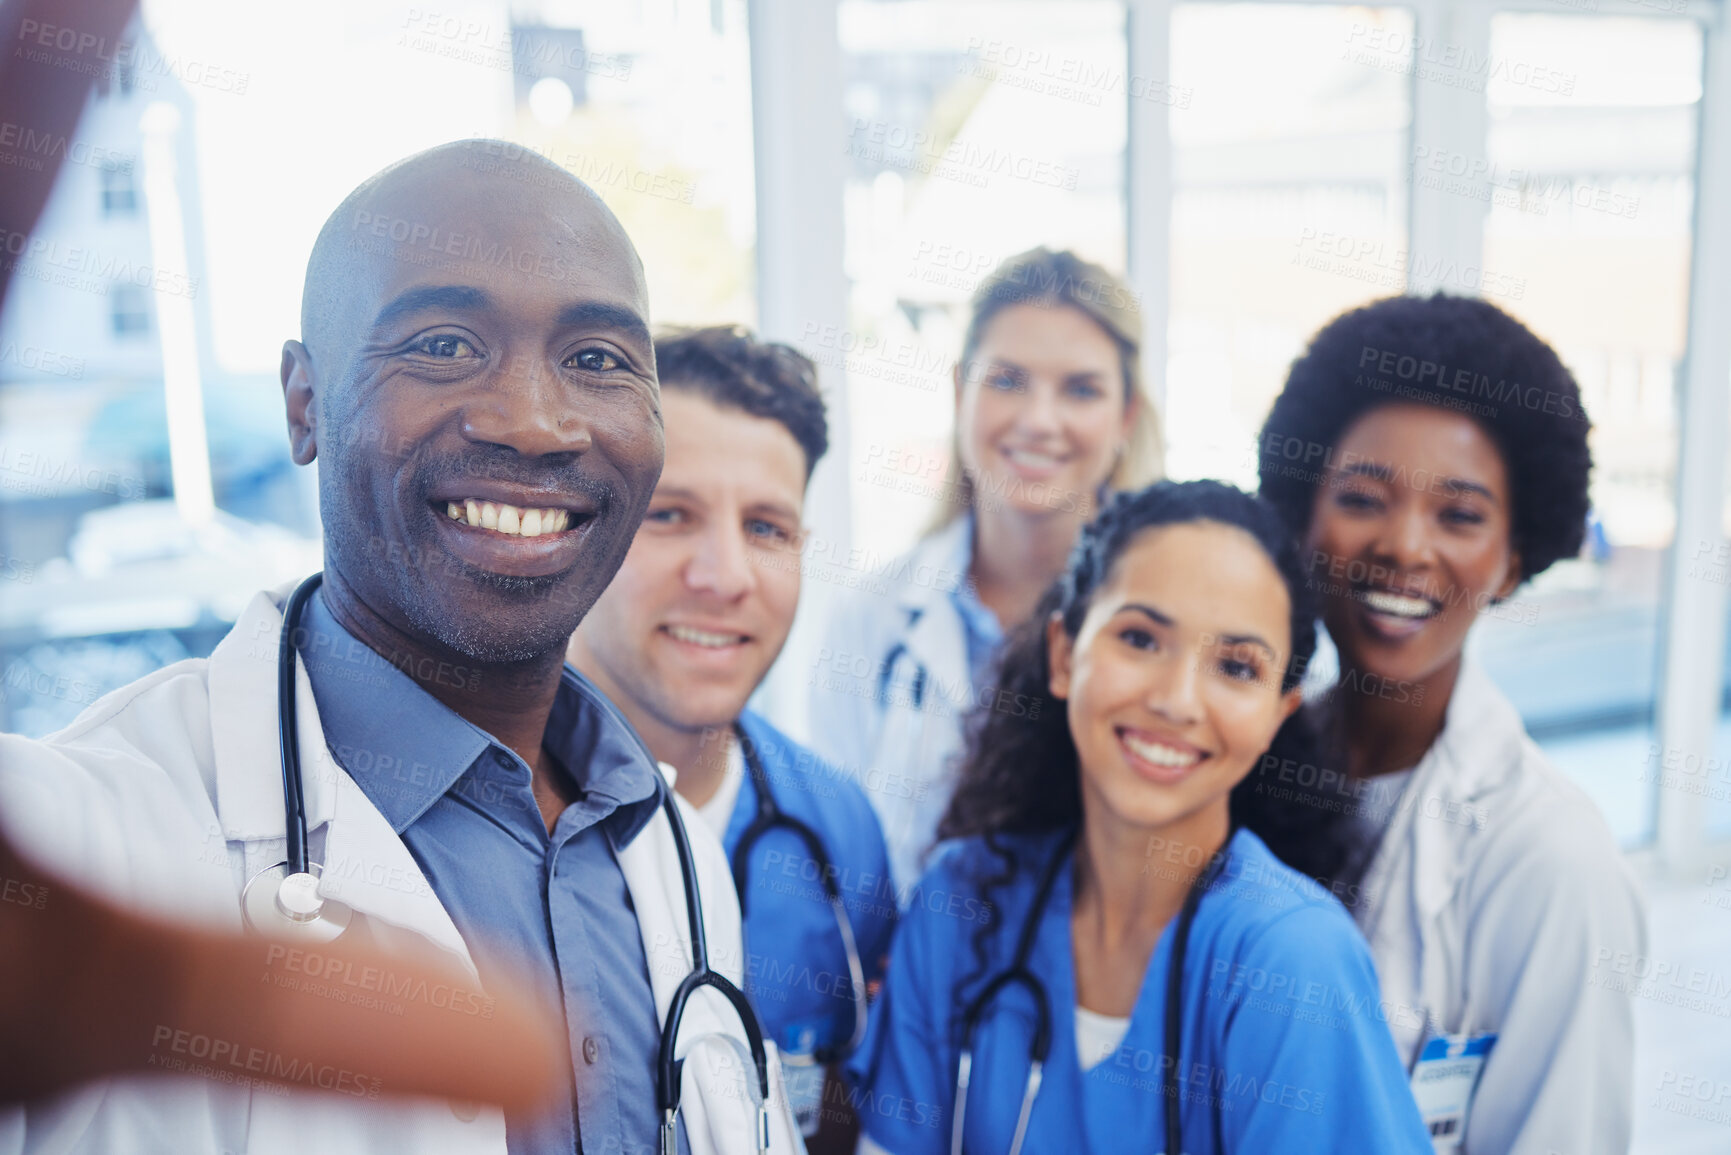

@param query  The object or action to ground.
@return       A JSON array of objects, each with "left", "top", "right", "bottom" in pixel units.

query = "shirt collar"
[
  {"left": 543, "top": 665, "right": 665, "bottom": 845},
  {"left": 948, "top": 515, "right": 1002, "bottom": 644},
  {"left": 949, "top": 565, "right": 1003, "bottom": 643},
  {"left": 892, "top": 514, "right": 975, "bottom": 614},
  {"left": 297, "top": 589, "right": 663, "bottom": 843}
]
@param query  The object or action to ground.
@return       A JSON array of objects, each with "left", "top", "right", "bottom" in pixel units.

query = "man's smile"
[
  {"left": 661, "top": 623, "right": 751, "bottom": 649},
  {"left": 425, "top": 485, "right": 602, "bottom": 579},
  {"left": 444, "top": 500, "right": 576, "bottom": 536},
  {"left": 655, "top": 621, "right": 756, "bottom": 672}
]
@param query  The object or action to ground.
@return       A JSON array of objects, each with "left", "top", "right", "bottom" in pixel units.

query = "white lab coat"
[
  {"left": 1349, "top": 660, "right": 1645, "bottom": 1155},
  {"left": 803, "top": 519, "right": 974, "bottom": 897},
  {"left": 0, "top": 586, "right": 803, "bottom": 1155}
]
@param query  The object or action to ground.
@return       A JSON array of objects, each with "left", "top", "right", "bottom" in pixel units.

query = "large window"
[
  {"left": 836, "top": 0, "right": 1127, "bottom": 561},
  {"left": 499, "top": 2, "right": 759, "bottom": 328},
  {"left": 99, "top": 160, "right": 139, "bottom": 217},
  {"left": 1468, "top": 14, "right": 1702, "bottom": 847},
  {"left": 107, "top": 284, "right": 153, "bottom": 338},
  {"left": 6, "top": 5, "right": 1729, "bottom": 1150},
  {"left": 0, "top": 0, "right": 759, "bottom": 736},
  {"left": 1166, "top": 3, "right": 1413, "bottom": 487}
]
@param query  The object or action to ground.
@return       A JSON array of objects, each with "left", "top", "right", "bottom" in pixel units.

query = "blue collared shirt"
[
  {"left": 949, "top": 517, "right": 1004, "bottom": 694},
  {"left": 298, "top": 590, "right": 686, "bottom": 1155}
]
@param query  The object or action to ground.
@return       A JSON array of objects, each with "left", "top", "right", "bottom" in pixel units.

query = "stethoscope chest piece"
[{"left": 241, "top": 861, "right": 352, "bottom": 942}]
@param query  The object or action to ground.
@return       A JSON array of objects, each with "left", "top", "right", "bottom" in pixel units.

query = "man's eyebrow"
[
  {"left": 556, "top": 301, "right": 653, "bottom": 351},
  {"left": 653, "top": 486, "right": 802, "bottom": 522},
  {"left": 371, "top": 285, "right": 493, "bottom": 332},
  {"left": 746, "top": 498, "right": 803, "bottom": 523}
]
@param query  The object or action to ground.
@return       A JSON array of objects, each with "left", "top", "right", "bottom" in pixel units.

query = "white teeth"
[
  {"left": 1122, "top": 733, "right": 1203, "bottom": 768},
  {"left": 667, "top": 624, "right": 744, "bottom": 648},
  {"left": 447, "top": 500, "right": 574, "bottom": 537},
  {"left": 1005, "top": 447, "right": 1062, "bottom": 468},
  {"left": 1362, "top": 590, "right": 1436, "bottom": 619}
]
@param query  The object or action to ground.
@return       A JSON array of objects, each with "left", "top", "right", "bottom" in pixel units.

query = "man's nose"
[
  {"left": 685, "top": 522, "right": 756, "bottom": 602},
  {"left": 460, "top": 355, "right": 594, "bottom": 457}
]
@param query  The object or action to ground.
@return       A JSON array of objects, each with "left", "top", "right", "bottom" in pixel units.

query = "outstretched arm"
[{"left": 0, "top": 828, "right": 564, "bottom": 1110}]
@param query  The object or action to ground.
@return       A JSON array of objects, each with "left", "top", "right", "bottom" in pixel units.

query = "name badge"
[
  {"left": 781, "top": 1058, "right": 825, "bottom": 1136},
  {"left": 1410, "top": 1032, "right": 1495, "bottom": 1151}
]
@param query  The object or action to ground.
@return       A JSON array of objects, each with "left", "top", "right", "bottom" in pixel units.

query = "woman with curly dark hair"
[
  {"left": 853, "top": 481, "right": 1429, "bottom": 1155},
  {"left": 1258, "top": 293, "right": 1644, "bottom": 1155}
]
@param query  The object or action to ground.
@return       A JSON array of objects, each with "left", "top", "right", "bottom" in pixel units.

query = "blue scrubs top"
[
  {"left": 722, "top": 710, "right": 898, "bottom": 1059},
  {"left": 853, "top": 827, "right": 1431, "bottom": 1154}
]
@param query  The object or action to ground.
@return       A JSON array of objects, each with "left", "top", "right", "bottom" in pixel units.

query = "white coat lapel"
[
  {"left": 1360, "top": 659, "right": 1515, "bottom": 1051},
  {"left": 209, "top": 588, "right": 500, "bottom": 1151},
  {"left": 889, "top": 519, "right": 974, "bottom": 712},
  {"left": 869, "top": 522, "right": 974, "bottom": 890},
  {"left": 207, "top": 585, "right": 475, "bottom": 974},
  {"left": 617, "top": 789, "right": 803, "bottom": 1155}
]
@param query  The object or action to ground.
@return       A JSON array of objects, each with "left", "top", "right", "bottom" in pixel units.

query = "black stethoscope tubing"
[
  {"left": 875, "top": 639, "right": 927, "bottom": 711},
  {"left": 657, "top": 783, "right": 772, "bottom": 1154},
  {"left": 952, "top": 825, "right": 1231, "bottom": 1155},
  {"left": 727, "top": 723, "right": 870, "bottom": 1063},
  {"left": 264, "top": 573, "right": 772, "bottom": 1151},
  {"left": 276, "top": 571, "right": 323, "bottom": 878}
]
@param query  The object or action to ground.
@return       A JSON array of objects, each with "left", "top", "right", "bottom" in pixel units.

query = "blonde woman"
[{"left": 806, "top": 248, "right": 1162, "bottom": 896}]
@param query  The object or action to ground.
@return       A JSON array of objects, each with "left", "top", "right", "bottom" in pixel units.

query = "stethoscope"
[
  {"left": 241, "top": 573, "right": 774, "bottom": 1153},
  {"left": 238, "top": 572, "right": 354, "bottom": 942},
  {"left": 950, "top": 826, "right": 1231, "bottom": 1155},
  {"left": 876, "top": 639, "right": 927, "bottom": 710},
  {"left": 728, "top": 724, "right": 869, "bottom": 1064}
]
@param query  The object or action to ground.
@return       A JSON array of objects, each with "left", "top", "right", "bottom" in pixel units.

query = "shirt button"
[
  {"left": 582, "top": 1036, "right": 600, "bottom": 1065},
  {"left": 450, "top": 1100, "right": 479, "bottom": 1122}
]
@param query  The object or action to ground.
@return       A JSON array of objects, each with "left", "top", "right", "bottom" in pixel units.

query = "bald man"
[{"left": 0, "top": 142, "right": 801, "bottom": 1155}]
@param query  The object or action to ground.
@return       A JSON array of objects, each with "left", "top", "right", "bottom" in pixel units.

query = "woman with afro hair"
[{"left": 1256, "top": 293, "right": 1644, "bottom": 1155}]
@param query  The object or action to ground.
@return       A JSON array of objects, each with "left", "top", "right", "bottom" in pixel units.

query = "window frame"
[{"left": 752, "top": 0, "right": 1731, "bottom": 873}]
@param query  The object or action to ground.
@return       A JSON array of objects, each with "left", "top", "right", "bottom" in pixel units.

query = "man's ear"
[
  {"left": 1046, "top": 612, "right": 1074, "bottom": 701},
  {"left": 282, "top": 340, "right": 318, "bottom": 466}
]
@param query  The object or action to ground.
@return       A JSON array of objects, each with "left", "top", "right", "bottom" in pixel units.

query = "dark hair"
[
  {"left": 653, "top": 325, "right": 829, "bottom": 480},
  {"left": 1257, "top": 293, "right": 1592, "bottom": 583},
  {"left": 936, "top": 481, "right": 1349, "bottom": 1003}
]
